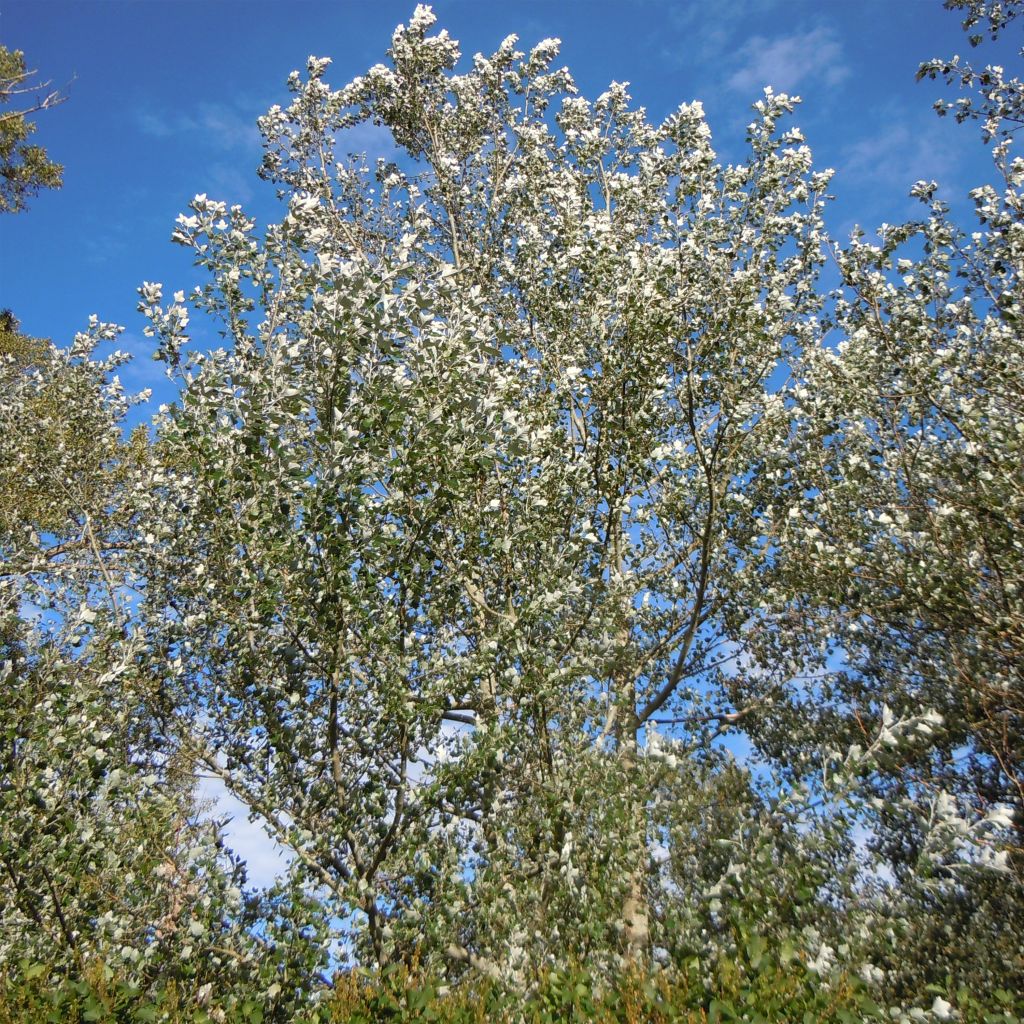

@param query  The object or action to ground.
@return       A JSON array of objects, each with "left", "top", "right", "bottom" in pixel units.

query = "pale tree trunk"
[
  {"left": 617, "top": 713, "right": 650, "bottom": 959},
  {"left": 608, "top": 477, "right": 650, "bottom": 961},
  {"left": 621, "top": 885, "right": 650, "bottom": 957}
]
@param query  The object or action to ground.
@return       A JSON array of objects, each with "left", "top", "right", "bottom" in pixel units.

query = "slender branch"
[{"left": 637, "top": 497, "right": 716, "bottom": 724}]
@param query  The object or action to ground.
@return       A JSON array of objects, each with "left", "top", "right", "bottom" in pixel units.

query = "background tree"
[
  {"left": 0, "top": 317, "right": 328, "bottom": 1014},
  {"left": 0, "top": 46, "right": 64, "bottom": 214},
  {"left": 741, "top": 0, "right": 1024, "bottom": 999}
]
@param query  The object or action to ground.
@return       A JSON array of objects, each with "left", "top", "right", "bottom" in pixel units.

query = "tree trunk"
[{"left": 616, "top": 706, "right": 649, "bottom": 960}]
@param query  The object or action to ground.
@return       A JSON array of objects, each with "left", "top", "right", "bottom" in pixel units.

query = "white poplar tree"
[{"left": 135, "top": 5, "right": 885, "bottom": 981}]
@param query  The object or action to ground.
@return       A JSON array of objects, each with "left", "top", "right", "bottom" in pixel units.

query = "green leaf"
[
  {"left": 709, "top": 999, "right": 735, "bottom": 1023},
  {"left": 746, "top": 933, "right": 767, "bottom": 969}
]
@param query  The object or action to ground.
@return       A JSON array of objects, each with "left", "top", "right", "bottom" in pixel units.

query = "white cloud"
[
  {"left": 839, "top": 116, "right": 961, "bottom": 194},
  {"left": 726, "top": 26, "right": 849, "bottom": 96},
  {"left": 204, "top": 162, "right": 258, "bottom": 205},
  {"left": 137, "top": 102, "right": 395, "bottom": 178},
  {"left": 196, "top": 773, "right": 293, "bottom": 889},
  {"left": 335, "top": 121, "right": 397, "bottom": 164},
  {"left": 136, "top": 102, "right": 261, "bottom": 152},
  {"left": 660, "top": 0, "right": 779, "bottom": 65}
]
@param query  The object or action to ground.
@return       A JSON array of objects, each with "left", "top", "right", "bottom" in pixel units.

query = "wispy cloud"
[
  {"left": 204, "top": 162, "right": 258, "bottom": 205},
  {"left": 136, "top": 101, "right": 261, "bottom": 152},
  {"left": 840, "top": 115, "right": 961, "bottom": 194},
  {"left": 826, "top": 105, "right": 969, "bottom": 239},
  {"left": 335, "top": 121, "right": 397, "bottom": 164},
  {"left": 726, "top": 26, "right": 849, "bottom": 96},
  {"left": 657, "top": 0, "right": 781, "bottom": 72}
]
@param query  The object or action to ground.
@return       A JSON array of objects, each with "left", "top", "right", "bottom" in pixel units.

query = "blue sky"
[{"left": 2, "top": 0, "right": 1018, "bottom": 884}]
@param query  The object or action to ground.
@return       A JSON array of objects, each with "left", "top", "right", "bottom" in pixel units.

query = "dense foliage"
[
  {"left": 1, "top": 2, "right": 1021, "bottom": 1019},
  {"left": 0, "top": 47, "right": 64, "bottom": 214}
]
